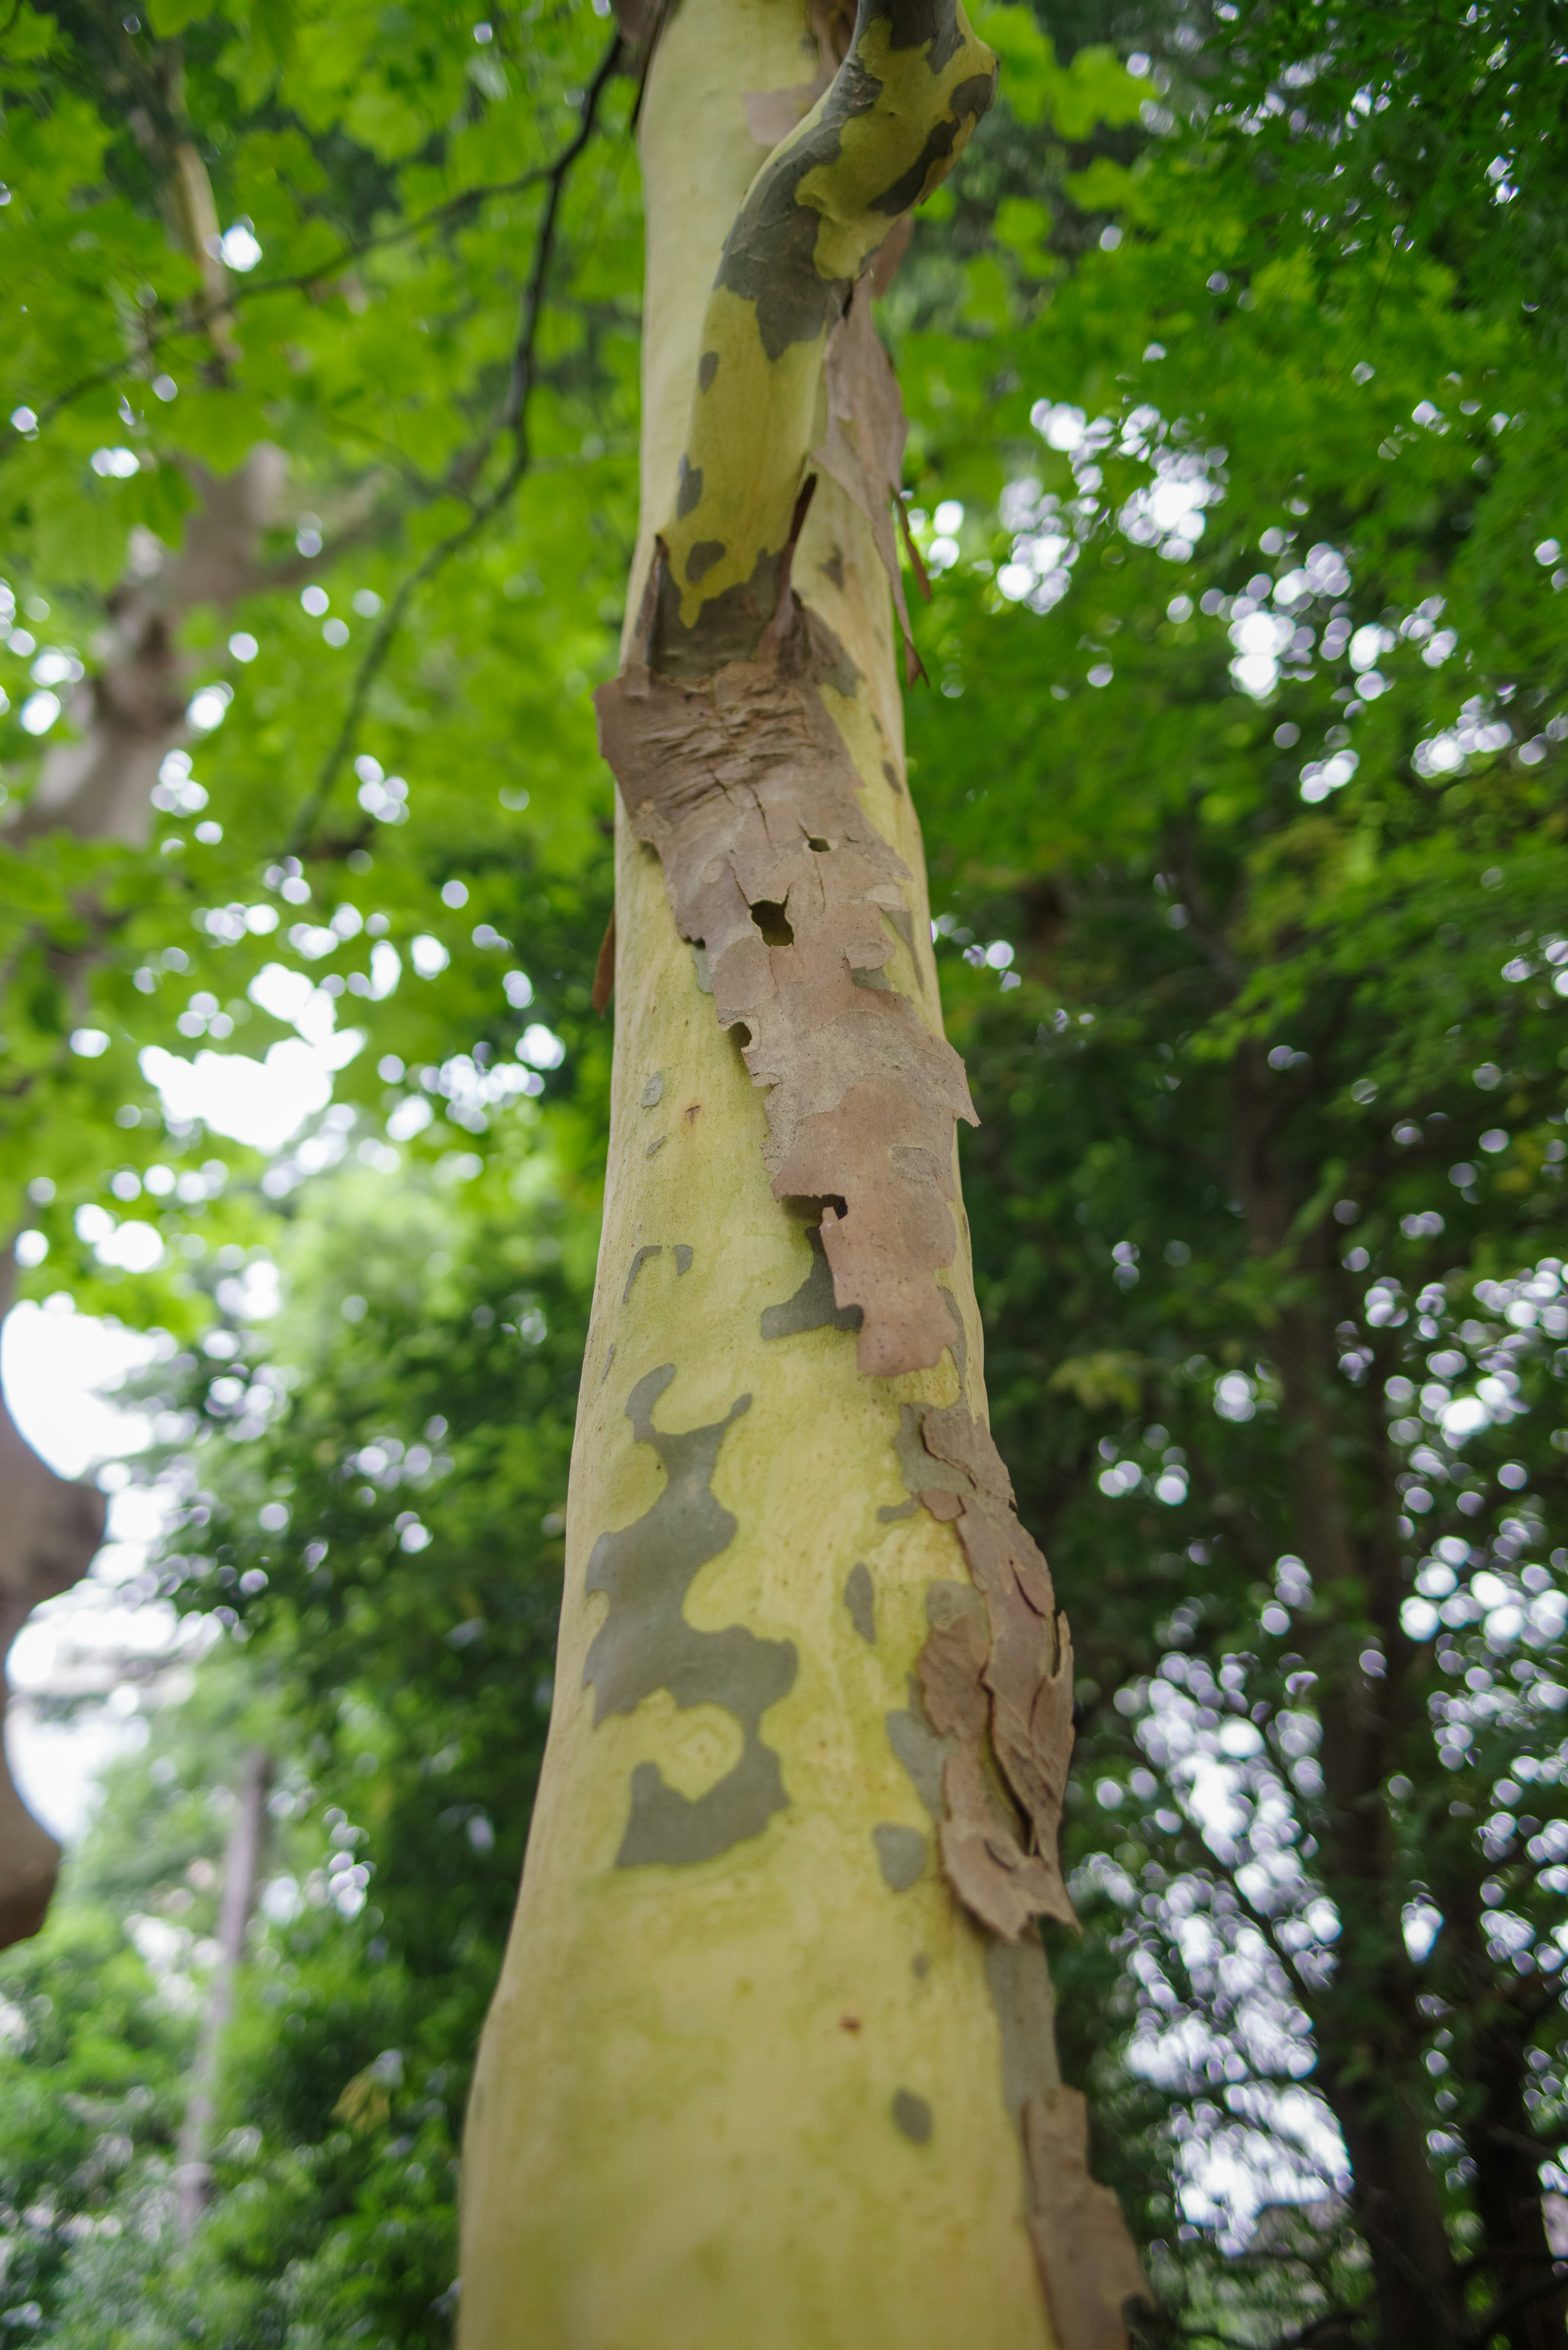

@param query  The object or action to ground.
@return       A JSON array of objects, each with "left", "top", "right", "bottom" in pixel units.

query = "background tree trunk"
[
  {"left": 0, "top": 127, "right": 285, "bottom": 1947},
  {"left": 173, "top": 1746, "right": 270, "bottom": 2240}
]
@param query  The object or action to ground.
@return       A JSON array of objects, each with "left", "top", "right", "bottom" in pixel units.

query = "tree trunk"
[
  {"left": 173, "top": 1746, "right": 270, "bottom": 2239},
  {"left": 1437, "top": 1871, "right": 1564, "bottom": 2350},
  {"left": 1229, "top": 1048, "right": 1463, "bottom": 2349},
  {"left": 0, "top": 125, "right": 286, "bottom": 1946},
  {"left": 458, "top": 4, "right": 1143, "bottom": 2343},
  {"left": 0, "top": 1250, "right": 107, "bottom": 1947}
]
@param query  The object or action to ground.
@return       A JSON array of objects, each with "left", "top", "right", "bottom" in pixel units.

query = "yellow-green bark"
[{"left": 457, "top": 5, "right": 1134, "bottom": 2343}]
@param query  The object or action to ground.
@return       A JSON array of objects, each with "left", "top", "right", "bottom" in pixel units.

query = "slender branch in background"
[
  {"left": 173, "top": 1748, "right": 271, "bottom": 2242},
  {"left": 9, "top": 65, "right": 618, "bottom": 451},
  {"left": 285, "top": 33, "right": 622, "bottom": 859}
]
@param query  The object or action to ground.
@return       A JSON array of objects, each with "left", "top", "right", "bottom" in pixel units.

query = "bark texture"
[{"left": 460, "top": 3, "right": 1144, "bottom": 2342}]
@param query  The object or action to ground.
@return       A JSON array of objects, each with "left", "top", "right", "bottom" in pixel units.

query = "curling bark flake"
[
  {"left": 597, "top": 596, "right": 977, "bottom": 1375},
  {"left": 460, "top": 5, "right": 1145, "bottom": 2342}
]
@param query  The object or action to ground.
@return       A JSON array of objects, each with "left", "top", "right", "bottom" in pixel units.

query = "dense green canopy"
[{"left": 2, "top": 0, "right": 1566, "bottom": 2341}]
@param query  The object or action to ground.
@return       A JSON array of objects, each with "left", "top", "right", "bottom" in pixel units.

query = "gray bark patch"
[
  {"left": 877, "top": 1497, "right": 917, "bottom": 1523},
  {"left": 984, "top": 1935, "right": 1061, "bottom": 2125},
  {"left": 685, "top": 538, "right": 727, "bottom": 585},
  {"left": 843, "top": 1559, "right": 875, "bottom": 1644},
  {"left": 641, "top": 1071, "right": 665, "bottom": 1107},
  {"left": 760, "top": 1220, "right": 862, "bottom": 1340},
  {"left": 623, "top": 1244, "right": 662, "bottom": 1302},
  {"left": 583, "top": 1365, "right": 796, "bottom": 1868},
  {"left": 873, "top": 1821, "right": 927, "bottom": 1891},
  {"left": 675, "top": 457, "right": 704, "bottom": 519},
  {"left": 673, "top": 1245, "right": 694, "bottom": 1275},
  {"left": 884, "top": 1680, "right": 952, "bottom": 1819},
  {"left": 891, "top": 2088, "right": 933, "bottom": 2144}
]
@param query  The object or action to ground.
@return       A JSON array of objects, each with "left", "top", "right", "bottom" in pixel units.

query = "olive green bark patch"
[
  {"left": 891, "top": 2089, "right": 933, "bottom": 2144},
  {"left": 583, "top": 1365, "right": 796, "bottom": 1868},
  {"left": 843, "top": 1558, "right": 875, "bottom": 1643},
  {"left": 872, "top": 1821, "right": 927, "bottom": 1891},
  {"left": 760, "top": 1221, "right": 862, "bottom": 1341}
]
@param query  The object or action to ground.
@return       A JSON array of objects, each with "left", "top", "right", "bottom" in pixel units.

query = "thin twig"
[
  {"left": 12, "top": 129, "right": 608, "bottom": 448},
  {"left": 284, "top": 32, "right": 622, "bottom": 858}
]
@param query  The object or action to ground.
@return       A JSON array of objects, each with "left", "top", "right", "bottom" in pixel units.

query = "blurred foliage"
[{"left": 3, "top": 0, "right": 1568, "bottom": 2342}]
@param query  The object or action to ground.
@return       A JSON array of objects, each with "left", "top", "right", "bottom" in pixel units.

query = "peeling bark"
[
  {"left": 892, "top": 1397, "right": 1078, "bottom": 1939},
  {"left": 1022, "top": 2091, "right": 1152, "bottom": 2350},
  {"left": 596, "top": 602, "right": 975, "bottom": 1375},
  {"left": 462, "top": 3, "right": 1141, "bottom": 2334}
]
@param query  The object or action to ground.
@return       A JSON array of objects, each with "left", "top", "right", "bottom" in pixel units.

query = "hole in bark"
[
  {"left": 807, "top": 836, "right": 831, "bottom": 852},
  {"left": 750, "top": 900, "right": 794, "bottom": 946},
  {"left": 780, "top": 1193, "right": 849, "bottom": 1228}
]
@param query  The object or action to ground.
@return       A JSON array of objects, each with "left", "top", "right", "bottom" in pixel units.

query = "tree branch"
[{"left": 284, "top": 33, "right": 622, "bottom": 858}]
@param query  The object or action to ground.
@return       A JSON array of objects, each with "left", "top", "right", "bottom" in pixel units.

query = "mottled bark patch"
[
  {"left": 596, "top": 606, "right": 976, "bottom": 1377},
  {"left": 583, "top": 1366, "right": 796, "bottom": 1867}
]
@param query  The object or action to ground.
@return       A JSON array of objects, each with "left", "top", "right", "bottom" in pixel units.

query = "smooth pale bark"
[{"left": 459, "top": 6, "right": 1057, "bottom": 2344}]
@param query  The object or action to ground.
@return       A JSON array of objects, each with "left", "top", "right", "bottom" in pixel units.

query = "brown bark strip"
[
  {"left": 1022, "top": 2090, "right": 1151, "bottom": 2350},
  {"left": 595, "top": 605, "right": 976, "bottom": 1377},
  {"left": 592, "top": 910, "right": 616, "bottom": 1014},
  {"left": 897, "top": 1397, "right": 1078, "bottom": 1939},
  {"left": 811, "top": 286, "right": 926, "bottom": 680}
]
